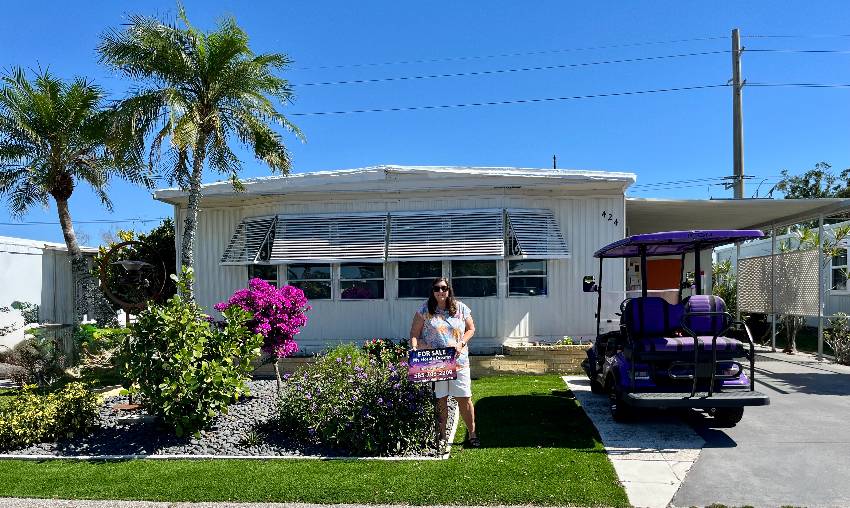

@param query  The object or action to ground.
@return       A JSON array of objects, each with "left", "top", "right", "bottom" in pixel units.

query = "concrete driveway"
[{"left": 672, "top": 350, "right": 850, "bottom": 508}]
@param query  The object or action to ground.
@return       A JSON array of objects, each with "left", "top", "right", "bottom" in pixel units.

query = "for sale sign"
[{"left": 407, "top": 348, "right": 457, "bottom": 382}]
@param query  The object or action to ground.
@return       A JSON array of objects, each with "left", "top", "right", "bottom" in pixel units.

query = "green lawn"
[{"left": 0, "top": 375, "right": 627, "bottom": 506}]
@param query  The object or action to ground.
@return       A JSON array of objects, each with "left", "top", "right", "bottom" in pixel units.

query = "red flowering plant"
[{"left": 215, "top": 278, "right": 311, "bottom": 388}]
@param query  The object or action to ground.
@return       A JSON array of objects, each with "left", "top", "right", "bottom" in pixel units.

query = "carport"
[{"left": 626, "top": 197, "right": 850, "bottom": 358}]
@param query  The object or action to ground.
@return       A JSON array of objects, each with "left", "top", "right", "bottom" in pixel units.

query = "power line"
[
  {"left": 0, "top": 218, "right": 167, "bottom": 226},
  {"left": 289, "top": 83, "right": 729, "bottom": 116},
  {"left": 629, "top": 181, "right": 781, "bottom": 193},
  {"left": 291, "top": 36, "right": 728, "bottom": 71},
  {"left": 630, "top": 176, "right": 729, "bottom": 189},
  {"left": 295, "top": 51, "right": 729, "bottom": 87},
  {"left": 743, "top": 34, "right": 850, "bottom": 39},
  {"left": 748, "top": 82, "right": 850, "bottom": 89},
  {"left": 748, "top": 48, "right": 850, "bottom": 54}
]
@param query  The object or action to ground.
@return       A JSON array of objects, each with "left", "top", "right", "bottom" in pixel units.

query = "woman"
[{"left": 409, "top": 277, "right": 479, "bottom": 447}]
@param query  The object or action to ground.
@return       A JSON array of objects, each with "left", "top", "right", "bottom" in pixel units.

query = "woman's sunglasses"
[{"left": 432, "top": 285, "right": 449, "bottom": 293}]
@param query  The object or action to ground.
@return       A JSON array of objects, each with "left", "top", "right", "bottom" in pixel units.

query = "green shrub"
[
  {"left": 0, "top": 382, "right": 100, "bottom": 451},
  {"left": 74, "top": 325, "right": 129, "bottom": 384},
  {"left": 277, "top": 343, "right": 436, "bottom": 456},
  {"left": 11, "top": 301, "right": 39, "bottom": 325},
  {"left": 4, "top": 334, "right": 64, "bottom": 387},
  {"left": 826, "top": 313, "right": 850, "bottom": 365},
  {"left": 121, "top": 268, "right": 263, "bottom": 436},
  {"left": 362, "top": 338, "right": 409, "bottom": 363}
]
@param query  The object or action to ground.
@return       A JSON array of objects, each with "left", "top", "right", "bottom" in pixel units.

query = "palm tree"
[
  {"left": 0, "top": 68, "right": 150, "bottom": 321},
  {"left": 98, "top": 7, "right": 303, "bottom": 299}
]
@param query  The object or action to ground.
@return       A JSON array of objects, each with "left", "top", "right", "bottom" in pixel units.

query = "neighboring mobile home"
[
  {"left": 0, "top": 235, "right": 98, "bottom": 324},
  {"left": 154, "top": 166, "right": 635, "bottom": 352}
]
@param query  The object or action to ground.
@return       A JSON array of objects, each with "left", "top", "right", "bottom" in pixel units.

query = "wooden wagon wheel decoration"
[{"left": 98, "top": 240, "right": 167, "bottom": 314}]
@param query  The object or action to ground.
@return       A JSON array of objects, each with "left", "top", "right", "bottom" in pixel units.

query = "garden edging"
[{"left": 253, "top": 344, "right": 591, "bottom": 378}]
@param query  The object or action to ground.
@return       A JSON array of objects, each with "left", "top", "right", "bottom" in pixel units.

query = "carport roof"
[{"left": 626, "top": 197, "right": 850, "bottom": 234}]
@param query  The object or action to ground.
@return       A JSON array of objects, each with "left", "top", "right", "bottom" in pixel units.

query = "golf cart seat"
[{"left": 623, "top": 295, "right": 745, "bottom": 354}]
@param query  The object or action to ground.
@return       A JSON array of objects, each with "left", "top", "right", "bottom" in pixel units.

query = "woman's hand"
[{"left": 453, "top": 340, "right": 466, "bottom": 354}]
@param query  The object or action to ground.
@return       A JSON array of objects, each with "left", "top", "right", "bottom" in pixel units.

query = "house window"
[
  {"left": 508, "top": 260, "right": 548, "bottom": 296},
  {"left": 832, "top": 249, "right": 848, "bottom": 291},
  {"left": 286, "top": 263, "right": 331, "bottom": 300},
  {"left": 398, "top": 261, "right": 442, "bottom": 299},
  {"left": 451, "top": 260, "right": 497, "bottom": 297},
  {"left": 248, "top": 265, "right": 278, "bottom": 286},
  {"left": 340, "top": 263, "right": 385, "bottom": 300}
]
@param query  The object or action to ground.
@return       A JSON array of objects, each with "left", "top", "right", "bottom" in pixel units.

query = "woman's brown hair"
[{"left": 427, "top": 276, "right": 458, "bottom": 316}]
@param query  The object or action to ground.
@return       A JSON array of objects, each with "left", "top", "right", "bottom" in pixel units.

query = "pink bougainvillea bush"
[{"left": 215, "top": 278, "right": 311, "bottom": 361}]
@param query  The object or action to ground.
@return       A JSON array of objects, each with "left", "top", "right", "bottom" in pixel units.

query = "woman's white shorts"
[{"left": 434, "top": 367, "right": 472, "bottom": 398}]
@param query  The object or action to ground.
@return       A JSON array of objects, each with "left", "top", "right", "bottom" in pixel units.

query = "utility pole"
[{"left": 732, "top": 28, "right": 745, "bottom": 199}]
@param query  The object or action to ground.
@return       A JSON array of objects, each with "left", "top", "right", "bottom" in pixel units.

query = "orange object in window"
[{"left": 646, "top": 258, "right": 683, "bottom": 290}]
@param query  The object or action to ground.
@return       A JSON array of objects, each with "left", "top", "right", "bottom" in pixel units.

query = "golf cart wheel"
[
  {"left": 590, "top": 376, "right": 605, "bottom": 394},
  {"left": 608, "top": 389, "right": 631, "bottom": 422},
  {"left": 712, "top": 407, "right": 744, "bottom": 425}
]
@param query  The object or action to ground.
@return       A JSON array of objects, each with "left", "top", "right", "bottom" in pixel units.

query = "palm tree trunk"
[
  {"left": 179, "top": 136, "right": 208, "bottom": 301},
  {"left": 55, "top": 198, "right": 87, "bottom": 323}
]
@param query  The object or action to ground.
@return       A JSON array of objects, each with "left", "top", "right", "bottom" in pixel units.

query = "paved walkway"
[
  {"left": 672, "top": 350, "right": 850, "bottom": 508},
  {"left": 563, "top": 375, "right": 704, "bottom": 508}
]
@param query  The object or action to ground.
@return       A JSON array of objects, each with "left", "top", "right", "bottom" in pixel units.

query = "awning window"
[
  {"left": 220, "top": 216, "right": 277, "bottom": 265},
  {"left": 506, "top": 208, "right": 570, "bottom": 259},
  {"left": 220, "top": 208, "right": 568, "bottom": 265},
  {"left": 270, "top": 213, "right": 387, "bottom": 263},
  {"left": 387, "top": 209, "right": 504, "bottom": 261}
]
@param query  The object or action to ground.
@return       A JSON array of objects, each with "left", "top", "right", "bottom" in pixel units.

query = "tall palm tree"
[
  {"left": 0, "top": 68, "right": 150, "bottom": 321},
  {"left": 98, "top": 7, "right": 303, "bottom": 299}
]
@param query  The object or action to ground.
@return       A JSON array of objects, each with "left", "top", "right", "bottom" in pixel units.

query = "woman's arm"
[
  {"left": 459, "top": 315, "right": 475, "bottom": 349},
  {"left": 409, "top": 312, "right": 424, "bottom": 350}
]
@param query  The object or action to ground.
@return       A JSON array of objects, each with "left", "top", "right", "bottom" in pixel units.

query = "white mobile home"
[
  {"left": 154, "top": 166, "right": 635, "bottom": 352},
  {"left": 0, "top": 235, "right": 98, "bottom": 324}
]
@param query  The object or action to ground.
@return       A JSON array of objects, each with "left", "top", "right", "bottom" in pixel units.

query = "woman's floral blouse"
[{"left": 418, "top": 300, "right": 471, "bottom": 369}]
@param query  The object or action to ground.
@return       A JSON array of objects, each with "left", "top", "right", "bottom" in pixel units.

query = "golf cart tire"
[
  {"left": 712, "top": 407, "right": 744, "bottom": 425},
  {"left": 609, "top": 388, "right": 632, "bottom": 422},
  {"left": 590, "top": 376, "right": 605, "bottom": 394}
]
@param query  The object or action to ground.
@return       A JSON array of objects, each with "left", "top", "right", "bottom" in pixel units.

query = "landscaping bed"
[
  {"left": 0, "top": 375, "right": 628, "bottom": 507},
  {"left": 1, "top": 380, "right": 455, "bottom": 459}
]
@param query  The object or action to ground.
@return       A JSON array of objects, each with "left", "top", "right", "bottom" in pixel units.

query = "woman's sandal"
[{"left": 466, "top": 435, "right": 481, "bottom": 448}]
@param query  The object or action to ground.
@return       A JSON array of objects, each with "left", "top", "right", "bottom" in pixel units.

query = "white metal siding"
[{"left": 182, "top": 191, "right": 625, "bottom": 352}]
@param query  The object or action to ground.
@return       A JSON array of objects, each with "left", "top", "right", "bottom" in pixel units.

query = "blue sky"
[{"left": 1, "top": 1, "right": 849, "bottom": 245}]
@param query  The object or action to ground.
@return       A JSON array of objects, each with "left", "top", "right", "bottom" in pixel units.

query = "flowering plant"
[
  {"left": 215, "top": 278, "right": 310, "bottom": 361},
  {"left": 362, "top": 337, "right": 409, "bottom": 363},
  {"left": 277, "top": 343, "right": 436, "bottom": 456}
]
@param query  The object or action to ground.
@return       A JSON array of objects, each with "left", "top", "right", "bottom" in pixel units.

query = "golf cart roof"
[{"left": 594, "top": 230, "right": 765, "bottom": 258}]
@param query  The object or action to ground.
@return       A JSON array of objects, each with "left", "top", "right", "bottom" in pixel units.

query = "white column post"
[
  {"left": 735, "top": 241, "right": 741, "bottom": 322},
  {"left": 818, "top": 215, "right": 825, "bottom": 360},
  {"left": 771, "top": 225, "right": 777, "bottom": 352}
]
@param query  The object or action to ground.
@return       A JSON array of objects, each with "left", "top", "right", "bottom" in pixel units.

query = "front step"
[{"left": 624, "top": 390, "right": 770, "bottom": 408}]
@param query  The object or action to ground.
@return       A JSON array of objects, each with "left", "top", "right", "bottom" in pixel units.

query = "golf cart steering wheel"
[{"left": 619, "top": 298, "right": 632, "bottom": 314}]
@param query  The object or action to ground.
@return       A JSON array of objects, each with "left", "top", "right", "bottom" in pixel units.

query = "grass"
[{"left": 0, "top": 374, "right": 628, "bottom": 506}]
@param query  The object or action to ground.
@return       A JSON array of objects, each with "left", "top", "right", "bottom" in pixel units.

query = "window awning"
[
  {"left": 271, "top": 213, "right": 387, "bottom": 263},
  {"left": 221, "top": 208, "right": 569, "bottom": 264},
  {"left": 220, "top": 216, "right": 277, "bottom": 265},
  {"left": 506, "top": 208, "right": 570, "bottom": 259},
  {"left": 387, "top": 209, "right": 505, "bottom": 261}
]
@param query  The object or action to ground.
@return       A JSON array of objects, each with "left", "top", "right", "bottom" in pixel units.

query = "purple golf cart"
[{"left": 581, "top": 230, "right": 770, "bottom": 424}]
